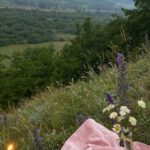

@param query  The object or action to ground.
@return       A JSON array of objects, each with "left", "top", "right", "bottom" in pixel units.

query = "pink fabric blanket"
[{"left": 61, "top": 119, "right": 150, "bottom": 150}]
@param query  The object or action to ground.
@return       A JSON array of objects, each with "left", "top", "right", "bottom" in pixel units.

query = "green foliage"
[
  {"left": 0, "top": 14, "right": 149, "bottom": 108},
  {"left": 123, "top": 0, "right": 150, "bottom": 45},
  {"left": 0, "top": 17, "right": 105, "bottom": 108},
  {"left": 100, "top": 0, "right": 150, "bottom": 50},
  {"left": 0, "top": 53, "right": 149, "bottom": 149},
  {"left": 134, "top": 0, "right": 150, "bottom": 10},
  {"left": 128, "top": 10, "right": 150, "bottom": 45},
  {"left": 44, "top": 129, "right": 73, "bottom": 150},
  {"left": 0, "top": 1, "right": 149, "bottom": 148},
  {"left": 0, "top": 46, "right": 55, "bottom": 109},
  {"left": 0, "top": 8, "right": 112, "bottom": 47},
  {"left": 52, "top": 18, "right": 110, "bottom": 84},
  {"left": 0, "top": 0, "right": 149, "bottom": 109},
  {"left": 0, "top": 9, "right": 53, "bottom": 46}
]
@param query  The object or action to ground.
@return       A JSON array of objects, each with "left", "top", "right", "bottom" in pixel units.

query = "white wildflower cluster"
[
  {"left": 138, "top": 100, "right": 146, "bottom": 108},
  {"left": 112, "top": 124, "right": 121, "bottom": 133},
  {"left": 117, "top": 116, "right": 124, "bottom": 122},
  {"left": 119, "top": 106, "right": 130, "bottom": 116},
  {"left": 129, "top": 117, "right": 137, "bottom": 126},
  {"left": 102, "top": 53, "right": 147, "bottom": 144},
  {"left": 102, "top": 99, "right": 147, "bottom": 135},
  {"left": 109, "top": 112, "right": 118, "bottom": 119},
  {"left": 102, "top": 104, "right": 115, "bottom": 113}
]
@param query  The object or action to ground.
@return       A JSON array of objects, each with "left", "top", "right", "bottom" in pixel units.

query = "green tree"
[
  {"left": 123, "top": 0, "right": 150, "bottom": 44},
  {"left": 134, "top": 0, "right": 150, "bottom": 10},
  {"left": 52, "top": 18, "right": 111, "bottom": 84},
  {"left": 0, "top": 46, "right": 55, "bottom": 109}
]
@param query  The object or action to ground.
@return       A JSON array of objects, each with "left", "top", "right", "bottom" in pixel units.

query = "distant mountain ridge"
[
  {"left": 108, "top": 0, "right": 134, "bottom": 9},
  {"left": 0, "top": 0, "right": 134, "bottom": 12}
]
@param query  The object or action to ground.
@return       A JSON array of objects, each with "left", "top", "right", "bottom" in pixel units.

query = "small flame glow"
[{"left": 7, "top": 144, "right": 14, "bottom": 150}]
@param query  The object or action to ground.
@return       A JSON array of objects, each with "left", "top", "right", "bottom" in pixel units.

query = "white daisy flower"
[
  {"left": 102, "top": 108, "right": 107, "bottom": 113},
  {"left": 110, "top": 112, "right": 118, "bottom": 119},
  {"left": 102, "top": 104, "right": 115, "bottom": 113},
  {"left": 117, "top": 116, "right": 124, "bottom": 122},
  {"left": 120, "top": 106, "right": 130, "bottom": 114},
  {"left": 112, "top": 124, "right": 121, "bottom": 133},
  {"left": 138, "top": 100, "right": 146, "bottom": 108},
  {"left": 129, "top": 116, "right": 137, "bottom": 126},
  {"left": 119, "top": 111, "right": 127, "bottom": 116}
]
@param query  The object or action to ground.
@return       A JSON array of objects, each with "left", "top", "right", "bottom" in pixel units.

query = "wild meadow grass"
[{"left": 0, "top": 52, "right": 150, "bottom": 149}]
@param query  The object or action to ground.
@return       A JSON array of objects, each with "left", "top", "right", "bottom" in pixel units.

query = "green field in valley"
[
  {"left": 0, "top": 40, "right": 70, "bottom": 66},
  {"left": 0, "top": 41, "right": 69, "bottom": 56},
  {"left": 0, "top": 33, "right": 74, "bottom": 56}
]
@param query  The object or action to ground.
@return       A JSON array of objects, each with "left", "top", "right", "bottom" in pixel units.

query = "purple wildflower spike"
[
  {"left": 32, "top": 128, "right": 44, "bottom": 150},
  {"left": 116, "top": 53, "right": 124, "bottom": 66},
  {"left": 116, "top": 52, "right": 128, "bottom": 105},
  {"left": 105, "top": 93, "right": 115, "bottom": 104},
  {"left": 37, "top": 129, "right": 41, "bottom": 134},
  {"left": 45, "top": 133, "right": 49, "bottom": 137},
  {"left": 38, "top": 136, "right": 44, "bottom": 142}
]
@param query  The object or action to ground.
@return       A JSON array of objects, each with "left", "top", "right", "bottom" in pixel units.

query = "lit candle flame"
[{"left": 7, "top": 144, "right": 14, "bottom": 150}]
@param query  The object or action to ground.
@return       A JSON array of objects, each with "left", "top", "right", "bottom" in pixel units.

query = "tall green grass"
[{"left": 0, "top": 52, "right": 150, "bottom": 149}]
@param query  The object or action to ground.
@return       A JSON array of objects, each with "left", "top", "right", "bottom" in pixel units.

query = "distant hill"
[
  {"left": 108, "top": 0, "right": 134, "bottom": 9},
  {"left": 0, "top": 0, "right": 134, "bottom": 12}
]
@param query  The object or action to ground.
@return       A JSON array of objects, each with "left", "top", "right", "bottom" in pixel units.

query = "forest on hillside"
[
  {"left": 0, "top": 8, "right": 112, "bottom": 47},
  {"left": 0, "top": 0, "right": 134, "bottom": 11}
]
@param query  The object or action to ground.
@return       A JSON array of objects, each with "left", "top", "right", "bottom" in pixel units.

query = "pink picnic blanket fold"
[{"left": 61, "top": 119, "right": 150, "bottom": 150}]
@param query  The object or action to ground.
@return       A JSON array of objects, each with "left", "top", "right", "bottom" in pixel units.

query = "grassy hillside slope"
[{"left": 0, "top": 52, "right": 150, "bottom": 149}]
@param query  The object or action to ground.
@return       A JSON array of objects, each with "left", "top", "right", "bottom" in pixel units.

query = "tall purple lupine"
[
  {"left": 104, "top": 53, "right": 128, "bottom": 106},
  {"left": 116, "top": 53, "right": 129, "bottom": 105},
  {"left": 116, "top": 53, "right": 124, "bottom": 66},
  {"left": 0, "top": 113, "right": 7, "bottom": 127},
  {"left": 105, "top": 93, "right": 115, "bottom": 104},
  {"left": 116, "top": 53, "right": 132, "bottom": 148},
  {"left": 104, "top": 53, "right": 128, "bottom": 105},
  {"left": 32, "top": 128, "right": 44, "bottom": 150},
  {"left": 104, "top": 53, "right": 131, "bottom": 148}
]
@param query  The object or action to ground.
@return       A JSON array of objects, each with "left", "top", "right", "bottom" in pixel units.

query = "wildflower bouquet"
[{"left": 103, "top": 53, "right": 146, "bottom": 150}]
